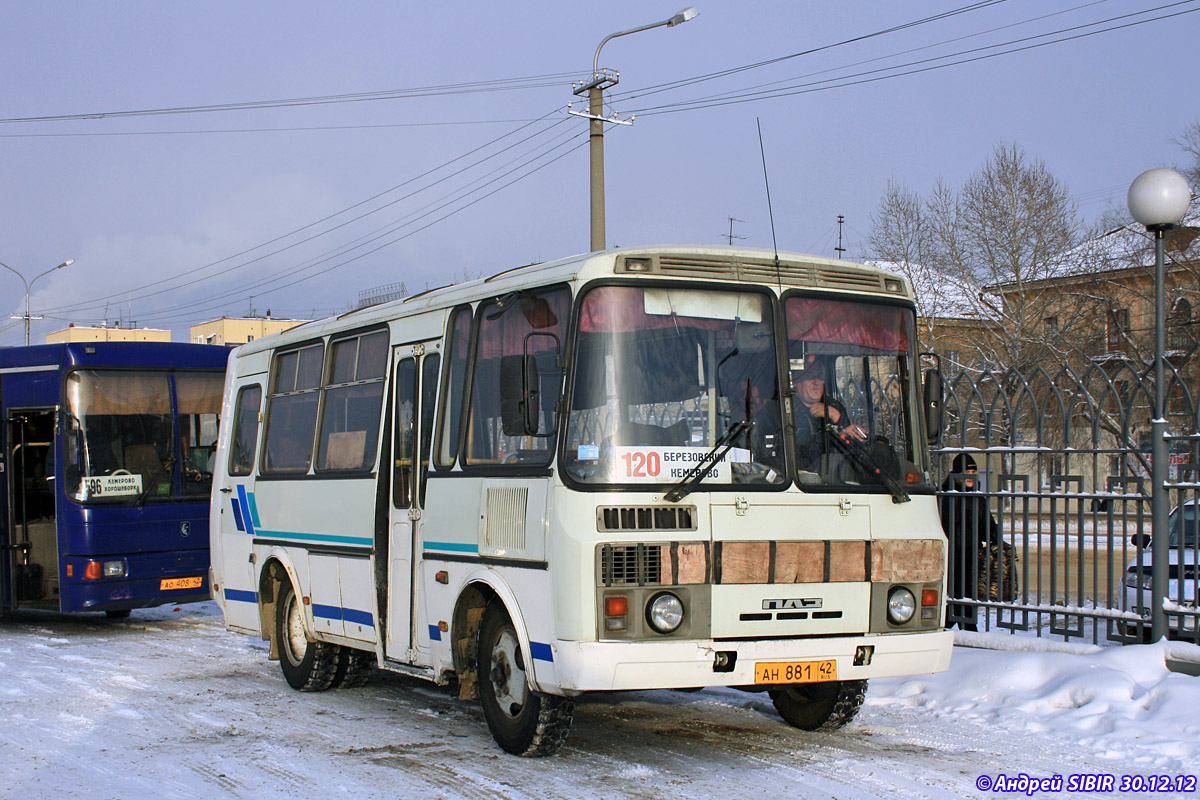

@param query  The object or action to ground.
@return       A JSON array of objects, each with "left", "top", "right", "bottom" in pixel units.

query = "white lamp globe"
[{"left": 1127, "top": 168, "right": 1192, "bottom": 229}]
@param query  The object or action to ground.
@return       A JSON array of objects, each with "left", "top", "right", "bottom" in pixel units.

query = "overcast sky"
[{"left": 2, "top": 1, "right": 1197, "bottom": 344}]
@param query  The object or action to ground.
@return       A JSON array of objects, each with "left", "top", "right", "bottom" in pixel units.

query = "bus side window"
[
  {"left": 229, "top": 385, "right": 263, "bottom": 477},
  {"left": 419, "top": 353, "right": 440, "bottom": 505},
  {"left": 434, "top": 306, "right": 472, "bottom": 469},
  {"left": 316, "top": 329, "right": 388, "bottom": 472},
  {"left": 263, "top": 343, "right": 324, "bottom": 474},
  {"left": 465, "top": 287, "right": 569, "bottom": 467},
  {"left": 393, "top": 358, "right": 417, "bottom": 507}
]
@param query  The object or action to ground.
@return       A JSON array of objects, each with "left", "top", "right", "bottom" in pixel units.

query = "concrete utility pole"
[
  {"left": 573, "top": 7, "right": 698, "bottom": 253},
  {"left": 1, "top": 258, "right": 75, "bottom": 345}
]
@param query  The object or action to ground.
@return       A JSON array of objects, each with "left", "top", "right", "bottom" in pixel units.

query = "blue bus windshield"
[{"left": 64, "top": 369, "right": 223, "bottom": 503}]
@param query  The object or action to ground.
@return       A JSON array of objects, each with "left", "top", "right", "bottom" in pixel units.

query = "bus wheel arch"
[
  {"left": 258, "top": 557, "right": 340, "bottom": 692},
  {"left": 451, "top": 582, "right": 496, "bottom": 701},
  {"left": 476, "top": 598, "right": 574, "bottom": 756},
  {"left": 258, "top": 558, "right": 293, "bottom": 661}
]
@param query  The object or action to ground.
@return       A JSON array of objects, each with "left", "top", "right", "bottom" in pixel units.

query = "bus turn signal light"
[
  {"left": 84, "top": 561, "right": 102, "bottom": 580},
  {"left": 921, "top": 589, "right": 939, "bottom": 606},
  {"left": 605, "top": 596, "right": 628, "bottom": 617}
]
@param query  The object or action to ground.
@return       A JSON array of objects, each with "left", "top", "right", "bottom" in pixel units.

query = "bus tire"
[
  {"left": 330, "top": 646, "right": 375, "bottom": 689},
  {"left": 477, "top": 602, "right": 574, "bottom": 756},
  {"left": 105, "top": 609, "right": 132, "bottom": 619},
  {"left": 276, "top": 581, "right": 340, "bottom": 692},
  {"left": 770, "top": 679, "right": 867, "bottom": 731}
]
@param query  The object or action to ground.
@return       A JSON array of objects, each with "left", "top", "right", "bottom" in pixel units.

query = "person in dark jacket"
[{"left": 939, "top": 453, "right": 996, "bottom": 631}]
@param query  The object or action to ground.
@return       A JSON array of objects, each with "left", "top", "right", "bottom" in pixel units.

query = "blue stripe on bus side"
[
  {"left": 344, "top": 608, "right": 374, "bottom": 627},
  {"left": 230, "top": 498, "right": 245, "bottom": 532},
  {"left": 311, "top": 604, "right": 341, "bottom": 621},
  {"left": 247, "top": 491, "right": 262, "bottom": 528},
  {"left": 423, "top": 541, "right": 479, "bottom": 554},
  {"left": 253, "top": 530, "right": 374, "bottom": 547},
  {"left": 311, "top": 604, "right": 375, "bottom": 627},
  {"left": 529, "top": 642, "right": 554, "bottom": 662},
  {"left": 236, "top": 484, "right": 256, "bottom": 536},
  {"left": 224, "top": 588, "right": 258, "bottom": 603}
]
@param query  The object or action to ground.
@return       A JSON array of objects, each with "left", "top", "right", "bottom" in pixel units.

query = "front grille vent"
[
  {"left": 650, "top": 255, "right": 897, "bottom": 295},
  {"left": 597, "top": 505, "right": 696, "bottom": 532},
  {"left": 601, "top": 544, "right": 663, "bottom": 586}
]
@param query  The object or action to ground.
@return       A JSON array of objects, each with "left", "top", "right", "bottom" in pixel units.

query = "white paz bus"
[{"left": 210, "top": 245, "right": 952, "bottom": 755}]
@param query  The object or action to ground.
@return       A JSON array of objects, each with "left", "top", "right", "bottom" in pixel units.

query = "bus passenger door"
[
  {"left": 5, "top": 411, "right": 59, "bottom": 610},
  {"left": 385, "top": 343, "right": 439, "bottom": 662},
  {"left": 215, "top": 379, "right": 264, "bottom": 633}
]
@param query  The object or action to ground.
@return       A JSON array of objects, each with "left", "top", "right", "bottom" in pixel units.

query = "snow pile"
[{"left": 870, "top": 635, "right": 1200, "bottom": 771}]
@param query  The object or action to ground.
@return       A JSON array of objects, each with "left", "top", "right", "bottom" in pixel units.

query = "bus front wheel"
[
  {"left": 769, "top": 679, "right": 867, "bottom": 731},
  {"left": 477, "top": 602, "right": 574, "bottom": 756},
  {"left": 276, "top": 581, "right": 340, "bottom": 692}
]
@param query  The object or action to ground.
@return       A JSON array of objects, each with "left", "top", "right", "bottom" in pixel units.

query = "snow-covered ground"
[{"left": 2, "top": 601, "right": 1198, "bottom": 800}]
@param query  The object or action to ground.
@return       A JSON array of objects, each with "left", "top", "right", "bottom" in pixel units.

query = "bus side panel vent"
[
  {"left": 483, "top": 486, "right": 527, "bottom": 551},
  {"left": 601, "top": 544, "right": 663, "bottom": 586},
  {"left": 596, "top": 505, "right": 697, "bottom": 532}
]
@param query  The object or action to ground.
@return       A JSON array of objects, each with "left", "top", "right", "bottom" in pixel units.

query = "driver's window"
[
  {"left": 463, "top": 286, "right": 569, "bottom": 468},
  {"left": 176, "top": 372, "right": 224, "bottom": 495}
]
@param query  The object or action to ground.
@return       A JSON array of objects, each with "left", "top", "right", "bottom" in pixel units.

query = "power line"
[
  {"left": 0, "top": 72, "right": 579, "bottom": 125},
  {"left": 135, "top": 135, "right": 590, "bottom": 324},
  {"left": 42, "top": 110, "right": 571, "bottom": 315},
  {"left": 0, "top": 118, "right": 557, "bottom": 139},
  {"left": 627, "top": 3, "right": 1200, "bottom": 117}
]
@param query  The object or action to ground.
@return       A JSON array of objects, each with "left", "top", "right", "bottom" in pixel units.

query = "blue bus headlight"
[
  {"left": 103, "top": 560, "right": 126, "bottom": 578},
  {"left": 887, "top": 587, "right": 916, "bottom": 625},
  {"left": 646, "top": 592, "right": 684, "bottom": 634}
]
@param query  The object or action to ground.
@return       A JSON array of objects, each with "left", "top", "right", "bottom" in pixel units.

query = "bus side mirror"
[
  {"left": 923, "top": 368, "right": 943, "bottom": 446},
  {"left": 500, "top": 355, "right": 540, "bottom": 437}
]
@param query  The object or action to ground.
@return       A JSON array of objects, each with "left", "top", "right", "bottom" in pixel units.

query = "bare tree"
[
  {"left": 868, "top": 182, "right": 944, "bottom": 343},
  {"left": 868, "top": 143, "right": 1083, "bottom": 373},
  {"left": 1175, "top": 120, "right": 1200, "bottom": 193}
]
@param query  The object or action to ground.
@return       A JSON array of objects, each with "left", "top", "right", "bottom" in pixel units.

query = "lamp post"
[
  {"left": 1127, "top": 167, "right": 1192, "bottom": 641},
  {"left": 0, "top": 258, "right": 75, "bottom": 345},
  {"left": 574, "top": 7, "right": 698, "bottom": 252}
]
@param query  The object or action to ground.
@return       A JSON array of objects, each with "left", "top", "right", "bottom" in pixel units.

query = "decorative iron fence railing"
[{"left": 932, "top": 360, "right": 1199, "bottom": 645}]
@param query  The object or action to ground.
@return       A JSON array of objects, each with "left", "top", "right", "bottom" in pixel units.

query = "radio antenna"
[{"left": 756, "top": 118, "right": 782, "bottom": 291}]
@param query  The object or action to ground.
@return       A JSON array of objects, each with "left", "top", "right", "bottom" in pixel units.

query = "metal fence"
[{"left": 933, "top": 359, "right": 1199, "bottom": 645}]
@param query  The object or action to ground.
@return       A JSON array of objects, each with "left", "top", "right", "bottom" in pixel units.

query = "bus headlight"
[
  {"left": 887, "top": 587, "right": 916, "bottom": 625},
  {"left": 646, "top": 592, "right": 684, "bottom": 634}
]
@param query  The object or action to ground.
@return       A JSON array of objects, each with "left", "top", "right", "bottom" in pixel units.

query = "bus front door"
[
  {"left": 384, "top": 343, "right": 439, "bottom": 663},
  {"left": 5, "top": 411, "right": 58, "bottom": 610}
]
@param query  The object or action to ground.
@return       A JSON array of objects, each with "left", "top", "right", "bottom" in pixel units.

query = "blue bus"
[{"left": 1, "top": 342, "right": 228, "bottom": 616}]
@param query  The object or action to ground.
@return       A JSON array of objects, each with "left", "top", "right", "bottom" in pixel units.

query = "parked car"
[{"left": 1122, "top": 500, "right": 1199, "bottom": 641}]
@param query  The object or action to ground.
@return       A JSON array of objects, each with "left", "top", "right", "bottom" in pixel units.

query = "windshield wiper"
[
  {"left": 135, "top": 456, "right": 176, "bottom": 508},
  {"left": 825, "top": 430, "right": 910, "bottom": 504},
  {"left": 664, "top": 419, "right": 751, "bottom": 503}
]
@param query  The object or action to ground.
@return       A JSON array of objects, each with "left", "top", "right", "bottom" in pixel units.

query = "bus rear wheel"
[
  {"left": 477, "top": 602, "right": 574, "bottom": 756},
  {"left": 276, "top": 581, "right": 339, "bottom": 692},
  {"left": 770, "top": 679, "right": 867, "bottom": 731},
  {"left": 330, "top": 646, "right": 375, "bottom": 689}
]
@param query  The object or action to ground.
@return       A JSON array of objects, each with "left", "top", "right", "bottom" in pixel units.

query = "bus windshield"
[
  {"left": 784, "top": 295, "right": 928, "bottom": 490},
  {"left": 64, "top": 369, "right": 224, "bottom": 503},
  {"left": 564, "top": 285, "right": 786, "bottom": 488}
]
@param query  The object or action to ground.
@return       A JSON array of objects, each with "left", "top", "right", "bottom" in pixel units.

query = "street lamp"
[
  {"left": 573, "top": 7, "right": 699, "bottom": 252},
  {"left": 1127, "top": 167, "right": 1193, "bottom": 641},
  {"left": 0, "top": 258, "right": 75, "bottom": 345}
]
